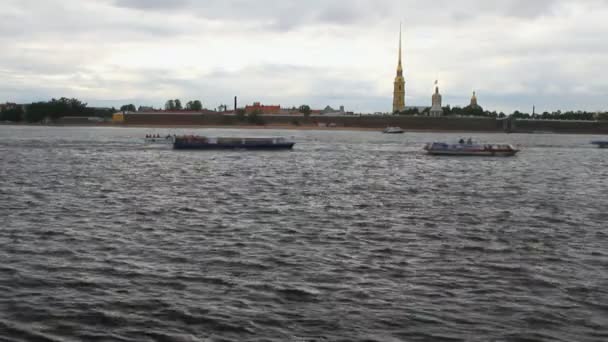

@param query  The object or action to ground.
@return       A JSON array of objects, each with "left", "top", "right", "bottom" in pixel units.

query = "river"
[{"left": 1, "top": 125, "right": 606, "bottom": 341}]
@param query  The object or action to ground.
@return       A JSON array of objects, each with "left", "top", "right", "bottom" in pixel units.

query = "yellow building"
[
  {"left": 112, "top": 112, "right": 124, "bottom": 123},
  {"left": 393, "top": 26, "right": 406, "bottom": 113}
]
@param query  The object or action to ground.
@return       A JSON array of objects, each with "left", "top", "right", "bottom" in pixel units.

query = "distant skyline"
[{"left": 1, "top": 0, "right": 608, "bottom": 113}]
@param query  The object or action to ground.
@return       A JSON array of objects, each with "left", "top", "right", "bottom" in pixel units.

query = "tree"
[
  {"left": 248, "top": 109, "right": 265, "bottom": 125},
  {"left": 442, "top": 105, "right": 452, "bottom": 116},
  {"left": 235, "top": 108, "right": 246, "bottom": 121},
  {"left": 175, "top": 99, "right": 182, "bottom": 110},
  {"left": 25, "top": 102, "right": 50, "bottom": 122},
  {"left": 120, "top": 104, "right": 136, "bottom": 112},
  {"left": 299, "top": 105, "right": 311, "bottom": 117},
  {"left": 191, "top": 100, "right": 202, "bottom": 111},
  {"left": 398, "top": 108, "right": 419, "bottom": 116},
  {"left": 0, "top": 106, "right": 23, "bottom": 122},
  {"left": 165, "top": 100, "right": 175, "bottom": 110}
]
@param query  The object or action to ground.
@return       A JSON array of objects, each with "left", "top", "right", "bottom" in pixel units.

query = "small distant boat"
[
  {"left": 144, "top": 135, "right": 175, "bottom": 144},
  {"left": 424, "top": 142, "right": 519, "bottom": 156},
  {"left": 383, "top": 127, "right": 404, "bottom": 134},
  {"left": 591, "top": 141, "right": 608, "bottom": 148},
  {"left": 173, "top": 136, "right": 295, "bottom": 150}
]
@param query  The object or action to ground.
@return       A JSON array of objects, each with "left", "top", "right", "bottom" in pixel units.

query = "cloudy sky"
[{"left": 1, "top": 0, "right": 607, "bottom": 113}]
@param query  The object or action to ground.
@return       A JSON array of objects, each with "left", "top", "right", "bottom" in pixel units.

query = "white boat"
[
  {"left": 424, "top": 141, "right": 519, "bottom": 156},
  {"left": 144, "top": 135, "right": 175, "bottom": 144},
  {"left": 383, "top": 127, "right": 404, "bottom": 134}
]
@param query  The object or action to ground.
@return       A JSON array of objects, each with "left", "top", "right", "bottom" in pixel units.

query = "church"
[{"left": 391, "top": 27, "right": 482, "bottom": 116}]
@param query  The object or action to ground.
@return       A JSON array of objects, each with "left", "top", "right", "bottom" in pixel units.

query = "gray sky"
[{"left": 1, "top": 0, "right": 607, "bottom": 113}]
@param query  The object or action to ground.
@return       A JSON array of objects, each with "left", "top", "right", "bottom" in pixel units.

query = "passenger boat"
[
  {"left": 144, "top": 135, "right": 175, "bottom": 144},
  {"left": 383, "top": 127, "right": 405, "bottom": 134},
  {"left": 591, "top": 141, "right": 608, "bottom": 148},
  {"left": 424, "top": 142, "right": 519, "bottom": 156},
  {"left": 173, "top": 136, "right": 295, "bottom": 150}
]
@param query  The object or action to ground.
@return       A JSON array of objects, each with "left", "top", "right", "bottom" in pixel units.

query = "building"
[
  {"left": 392, "top": 25, "right": 406, "bottom": 113},
  {"left": 245, "top": 102, "right": 281, "bottom": 114},
  {"left": 320, "top": 105, "right": 346, "bottom": 115},
  {"left": 430, "top": 82, "right": 443, "bottom": 117}
]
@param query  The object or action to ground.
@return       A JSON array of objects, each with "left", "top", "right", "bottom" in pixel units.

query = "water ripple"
[{"left": 1, "top": 126, "right": 607, "bottom": 341}]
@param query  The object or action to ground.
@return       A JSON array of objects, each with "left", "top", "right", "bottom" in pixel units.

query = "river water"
[{"left": 1, "top": 125, "right": 607, "bottom": 342}]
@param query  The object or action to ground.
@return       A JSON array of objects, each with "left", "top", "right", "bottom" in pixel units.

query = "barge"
[
  {"left": 173, "top": 136, "right": 295, "bottom": 150},
  {"left": 591, "top": 141, "right": 608, "bottom": 148}
]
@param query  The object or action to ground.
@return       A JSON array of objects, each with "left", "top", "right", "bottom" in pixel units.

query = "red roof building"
[{"left": 245, "top": 102, "right": 281, "bottom": 114}]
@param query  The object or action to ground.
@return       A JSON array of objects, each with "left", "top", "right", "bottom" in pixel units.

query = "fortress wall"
[
  {"left": 513, "top": 119, "right": 608, "bottom": 134},
  {"left": 122, "top": 113, "right": 608, "bottom": 133}
]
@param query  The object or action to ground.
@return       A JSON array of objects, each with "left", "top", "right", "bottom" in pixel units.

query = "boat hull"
[
  {"left": 424, "top": 142, "right": 519, "bottom": 157},
  {"left": 591, "top": 141, "right": 608, "bottom": 148},
  {"left": 144, "top": 137, "right": 174, "bottom": 144},
  {"left": 173, "top": 142, "right": 295, "bottom": 150},
  {"left": 426, "top": 150, "right": 518, "bottom": 156}
]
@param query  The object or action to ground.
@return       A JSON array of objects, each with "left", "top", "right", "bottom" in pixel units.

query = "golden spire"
[
  {"left": 397, "top": 23, "right": 403, "bottom": 76},
  {"left": 392, "top": 23, "right": 406, "bottom": 113}
]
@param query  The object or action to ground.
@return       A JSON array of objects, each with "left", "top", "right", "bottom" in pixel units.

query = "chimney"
[{"left": 234, "top": 96, "right": 237, "bottom": 111}]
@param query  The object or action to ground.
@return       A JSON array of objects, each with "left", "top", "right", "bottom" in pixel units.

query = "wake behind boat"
[
  {"left": 424, "top": 140, "right": 519, "bottom": 157},
  {"left": 173, "top": 136, "right": 295, "bottom": 150}
]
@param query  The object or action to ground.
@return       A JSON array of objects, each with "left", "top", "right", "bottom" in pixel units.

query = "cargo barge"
[{"left": 173, "top": 136, "right": 295, "bottom": 150}]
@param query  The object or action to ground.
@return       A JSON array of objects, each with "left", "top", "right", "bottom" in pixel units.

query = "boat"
[
  {"left": 383, "top": 127, "right": 404, "bottom": 134},
  {"left": 424, "top": 141, "right": 519, "bottom": 156},
  {"left": 173, "top": 136, "right": 295, "bottom": 150},
  {"left": 591, "top": 141, "right": 608, "bottom": 148},
  {"left": 144, "top": 135, "right": 175, "bottom": 144}
]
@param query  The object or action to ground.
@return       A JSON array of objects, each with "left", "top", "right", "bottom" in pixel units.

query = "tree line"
[
  {"left": 396, "top": 106, "right": 608, "bottom": 120},
  {"left": 0, "top": 98, "right": 115, "bottom": 123},
  {"left": 164, "top": 99, "right": 203, "bottom": 111}
]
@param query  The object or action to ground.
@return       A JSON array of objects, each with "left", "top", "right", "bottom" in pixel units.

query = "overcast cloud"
[{"left": 1, "top": 0, "right": 607, "bottom": 112}]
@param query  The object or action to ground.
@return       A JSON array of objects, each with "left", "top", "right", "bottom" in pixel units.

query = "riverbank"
[
  {"left": 0, "top": 122, "right": 517, "bottom": 134},
  {"left": 2, "top": 120, "right": 607, "bottom": 134}
]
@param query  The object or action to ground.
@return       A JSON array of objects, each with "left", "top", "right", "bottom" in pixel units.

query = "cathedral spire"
[
  {"left": 392, "top": 23, "right": 406, "bottom": 113},
  {"left": 397, "top": 23, "right": 403, "bottom": 76}
]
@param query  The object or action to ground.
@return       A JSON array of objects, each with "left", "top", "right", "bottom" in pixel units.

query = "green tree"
[
  {"left": 165, "top": 100, "right": 175, "bottom": 110},
  {"left": 442, "top": 105, "right": 452, "bottom": 116},
  {"left": 235, "top": 108, "right": 246, "bottom": 121},
  {"left": 0, "top": 106, "right": 24, "bottom": 122},
  {"left": 248, "top": 109, "right": 265, "bottom": 125},
  {"left": 25, "top": 102, "right": 49, "bottom": 122},
  {"left": 175, "top": 99, "right": 182, "bottom": 110},
  {"left": 120, "top": 104, "right": 136, "bottom": 112},
  {"left": 398, "top": 108, "right": 419, "bottom": 116},
  {"left": 299, "top": 105, "right": 311, "bottom": 117},
  {"left": 191, "top": 100, "right": 203, "bottom": 111}
]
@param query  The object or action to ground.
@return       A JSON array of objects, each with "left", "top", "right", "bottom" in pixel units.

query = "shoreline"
[{"left": 1, "top": 122, "right": 606, "bottom": 135}]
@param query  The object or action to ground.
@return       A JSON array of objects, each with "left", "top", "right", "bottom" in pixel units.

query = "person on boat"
[
  {"left": 459, "top": 138, "right": 465, "bottom": 144},
  {"left": 467, "top": 138, "right": 473, "bottom": 145}
]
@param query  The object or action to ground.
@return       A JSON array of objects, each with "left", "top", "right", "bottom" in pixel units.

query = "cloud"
[{"left": 1, "top": 0, "right": 607, "bottom": 113}]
